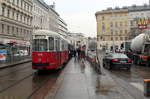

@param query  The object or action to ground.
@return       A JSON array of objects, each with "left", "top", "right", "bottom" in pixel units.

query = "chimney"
[{"left": 52, "top": 2, "right": 56, "bottom": 10}]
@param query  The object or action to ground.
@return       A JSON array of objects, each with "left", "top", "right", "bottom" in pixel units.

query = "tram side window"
[
  {"left": 49, "top": 37, "right": 54, "bottom": 50},
  {"left": 33, "top": 39, "right": 48, "bottom": 51},
  {"left": 61, "top": 40, "right": 64, "bottom": 51},
  {"left": 55, "top": 39, "right": 60, "bottom": 51}
]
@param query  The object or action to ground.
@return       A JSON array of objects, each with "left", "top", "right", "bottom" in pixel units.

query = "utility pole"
[{"left": 112, "top": 9, "right": 115, "bottom": 53}]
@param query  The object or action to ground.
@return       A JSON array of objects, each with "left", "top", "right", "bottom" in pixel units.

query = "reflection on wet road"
[{"left": 55, "top": 58, "right": 130, "bottom": 99}]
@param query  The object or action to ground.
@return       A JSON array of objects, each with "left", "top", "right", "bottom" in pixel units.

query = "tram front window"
[{"left": 33, "top": 39, "right": 48, "bottom": 51}]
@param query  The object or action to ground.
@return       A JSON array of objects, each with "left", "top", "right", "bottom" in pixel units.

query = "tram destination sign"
[{"left": 35, "top": 35, "right": 46, "bottom": 39}]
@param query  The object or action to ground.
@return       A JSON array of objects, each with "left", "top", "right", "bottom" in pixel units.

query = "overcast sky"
[{"left": 44, "top": 0, "right": 149, "bottom": 37}]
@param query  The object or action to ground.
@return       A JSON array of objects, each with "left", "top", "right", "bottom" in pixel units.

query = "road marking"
[{"left": 130, "top": 82, "right": 144, "bottom": 92}]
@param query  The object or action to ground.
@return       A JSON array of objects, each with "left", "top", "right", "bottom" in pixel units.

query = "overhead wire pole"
[{"left": 112, "top": 9, "right": 115, "bottom": 53}]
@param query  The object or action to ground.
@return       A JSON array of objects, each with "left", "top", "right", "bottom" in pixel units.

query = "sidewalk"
[
  {"left": 46, "top": 58, "right": 146, "bottom": 99},
  {"left": 0, "top": 58, "right": 31, "bottom": 69}
]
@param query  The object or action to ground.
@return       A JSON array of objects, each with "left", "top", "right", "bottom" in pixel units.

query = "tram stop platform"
[
  {"left": 0, "top": 59, "right": 31, "bottom": 69},
  {"left": 45, "top": 58, "right": 149, "bottom": 99}
]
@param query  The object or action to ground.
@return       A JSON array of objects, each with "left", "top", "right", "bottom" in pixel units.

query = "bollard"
[{"left": 144, "top": 79, "right": 150, "bottom": 97}]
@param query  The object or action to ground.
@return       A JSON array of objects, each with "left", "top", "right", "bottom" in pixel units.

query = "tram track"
[
  {"left": 0, "top": 72, "right": 34, "bottom": 94},
  {"left": 0, "top": 60, "right": 63, "bottom": 98},
  {"left": 0, "top": 62, "right": 31, "bottom": 77},
  {"left": 0, "top": 63, "right": 35, "bottom": 94},
  {"left": 27, "top": 71, "right": 60, "bottom": 99},
  {"left": 0, "top": 64, "right": 32, "bottom": 77},
  {"left": 0, "top": 68, "right": 61, "bottom": 99}
]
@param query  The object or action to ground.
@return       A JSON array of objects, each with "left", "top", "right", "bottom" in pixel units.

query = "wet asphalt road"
[
  {"left": 1, "top": 56, "right": 150, "bottom": 99},
  {"left": 109, "top": 65, "right": 150, "bottom": 92},
  {"left": 98, "top": 51, "right": 150, "bottom": 93},
  {"left": 0, "top": 62, "right": 62, "bottom": 99}
]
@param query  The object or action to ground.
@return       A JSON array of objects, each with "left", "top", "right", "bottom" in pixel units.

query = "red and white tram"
[{"left": 32, "top": 30, "right": 69, "bottom": 70}]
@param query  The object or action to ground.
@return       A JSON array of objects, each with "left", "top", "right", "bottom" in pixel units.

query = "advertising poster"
[{"left": 0, "top": 49, "right": 6, "bottom": 61}]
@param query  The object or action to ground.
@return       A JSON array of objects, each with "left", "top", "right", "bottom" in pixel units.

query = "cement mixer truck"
[{"left": 130, "top": 33, "right": 150, "bottom": 66}]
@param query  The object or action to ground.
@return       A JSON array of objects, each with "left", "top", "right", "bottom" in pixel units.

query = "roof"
[
  {"left": 33, "top": 30, "right": 61, "bottom": 37},
  {"left": 128, "top": 5, "right": 150, "bottom": 12},
  {"left": 37, "top": 0, "right": 59, "bottom": 16}
]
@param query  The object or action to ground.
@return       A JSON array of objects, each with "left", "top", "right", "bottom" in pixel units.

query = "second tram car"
[{"left": 32, "top": 30, "right": 69, "bottom": 70}]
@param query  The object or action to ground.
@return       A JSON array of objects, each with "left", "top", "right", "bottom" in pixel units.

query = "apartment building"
[{"left": 96, "top": 7, "right": 130, "bottom": 50}]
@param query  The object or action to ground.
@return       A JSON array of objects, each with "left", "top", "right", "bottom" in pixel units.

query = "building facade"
[
  {"left": 96, "top": 8, "right": 130, "bottom": 50},
  {"left": 48, "top": 6, "right": 59, "bottom": 33},
  {"left": 0, "top": 0, "right": 33, "bottom": 42},
  {"left": 58, "top": 17, "right": 68, "bottom": 37},
  {"left": 33, "top": 0, "right": 60, "bottom": 33},
  {"left": 33, "top": 0, "right": 49, "bottom": 30},
  {"left": 128, "top": 4, "right": 150, "bottom": 39},
  {"left": 0, "top": 0, "right": 33, "bottom": 62}
]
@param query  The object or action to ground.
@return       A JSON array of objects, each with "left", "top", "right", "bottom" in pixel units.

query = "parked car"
[{"left": 103, "top": 53, "right": 132, "bottom": 70}]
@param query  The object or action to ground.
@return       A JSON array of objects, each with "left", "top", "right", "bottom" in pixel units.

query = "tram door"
[{"left": 55, "top": 38, "right": 61, "bottom": 67}]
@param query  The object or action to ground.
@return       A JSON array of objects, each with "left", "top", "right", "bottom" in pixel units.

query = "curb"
[{"left": 0, "top": 59, "right": 32, "bottom": 69}]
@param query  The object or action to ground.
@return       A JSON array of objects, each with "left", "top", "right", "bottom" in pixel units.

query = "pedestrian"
[
  {"left": 77, "top": 47, "right": 81, "bottom": 60},
  {"left": 73, "top": 50, "right": 77, "bottom": 57},
  {"left": 80, "top": 45, "right": 86, "bottom": 61}
]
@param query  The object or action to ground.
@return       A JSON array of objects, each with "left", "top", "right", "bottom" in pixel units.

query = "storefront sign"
[{"left": 137, "top": 18, "right": 148, "bottom": 29}]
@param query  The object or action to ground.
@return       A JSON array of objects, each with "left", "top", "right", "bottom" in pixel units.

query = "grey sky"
[{"left": 45, "top": 0, "right": 148, "bottom": 37}]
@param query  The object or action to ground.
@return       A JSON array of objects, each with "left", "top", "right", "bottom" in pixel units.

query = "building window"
[
  {"left": 102, "top": 16, "right": 105, "bottom": 20},
  {"left": 2, "top": 24, "right": 4, "bottom": 33},
  {"left": 120, "top": 22, "right": 122, "bottom": 27},
  {"left": 120, "top": 37, "right": 123, "bottom": 40},
  {"left": 2, "top": 6, "right": 5, "bottom": 16},
  {"left": 20, "top": 29, "right": 22, "bottom": 36},
  {"left": 16, "top": 28, "right": 18, "bottom": 35},
  {"left": 115, "top": 30, "right": 118, "bottom": 34},
  {"left": 16, "top": 13, "right": 19, "bottom": 21},
  {"left": 12, "top": 26, "right": 14, "bottom": 35},
  {"left": 17, "top": 0, "right": 19, "bottom": 6},
  {"left": 111, "top": 29, "right": 113, "bottom": 34},
  {"left": 24, "top": 16, "right": 26, "bottom": 23},
  {"left": 110, "top": 22, "right": 113, "bottom": 27},
  {"left": 116, "top": 37, "right": 118, "bottom": 41},
  {"left": 103, "top": 37, "right": 105, "bottom": 41},
  {"left": 20, "top": 14, "right": 22, "bottom": 22},
  {"left": 115, "top": 22, "right": 118, "bottom": 27},
  {"left": 7, "top": 26, "right": 10, "bottom": 34},
  {"left": 125, "top": 21, "right": 128, "bottom": 26},
  {"left": 111, "top": 37, "right": 113, "bottom": 41},
  {"left": 125, "top": 30, "right": 127, "bottom": 33},
  {"left": 120, "top": 30, "right": 122, "bottom": 34},
  {"left": 21, "top": 1, "right": 23, "bottom": 7},
  {"left": 7, "top": 9, "right": 10, "bottom": 18},
  {"left": 102, "top": 23, "right": 105, "bottom": 32},
  {"left": 12, "top": 11, "right": 15, "bottom": 19}
]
